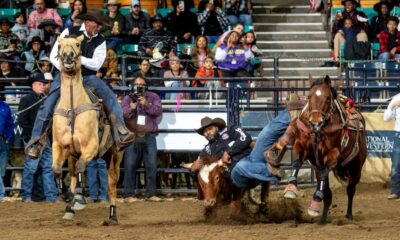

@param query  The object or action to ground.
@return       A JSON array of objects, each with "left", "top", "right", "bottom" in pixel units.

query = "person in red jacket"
[
  {"left": 193, "top": 56, "right": 225, "bottom": 99},
  {"left": 378, "top": 16, "right": 400, "bottom": 61}
]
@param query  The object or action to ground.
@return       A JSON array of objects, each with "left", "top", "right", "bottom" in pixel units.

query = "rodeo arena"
[{"left": 2, "top": 0, "right": 400, "bottom": 239}]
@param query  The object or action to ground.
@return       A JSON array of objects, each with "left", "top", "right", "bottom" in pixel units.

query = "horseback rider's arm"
[
  {"left": 81, "top": 41, "right": 107, "bottom": 71},
  {"left": 384, "top": 95, "right": 400, "bottom": 121},
  {"left": 50, "top": 28, "right": 70, "bottom": 70},
  {"left": 225, "top": 127, "right": 252, "bottom": 157}
]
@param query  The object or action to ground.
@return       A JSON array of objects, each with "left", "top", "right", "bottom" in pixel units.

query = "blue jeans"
[
  {"left": 31, "top": 73, "right": 125, "bottom": 143},
  {"left": 391, "top": 132, "right": 400, "bottom": 196},
  {"left": 0, "top": 140, "right": 9, "bottom": 200},
  {"left": 21, "top": 145, "right": 58, "bottom": 202},
  {"left": 87, "top": 159, "right": 108, "bottom": 201},
  {"left": 227, "top": 14, "right": 253, "bottom": 25},
  {"left": 231, "top": 110, "right": 291, "bottom": 188},
  {"left": 378, "top": 52, "right": 400, "bottom": 61},
  {"left": 124, "top": 135, "right": 157, "bottom": 198},
  {"left": 206, "top": 36, "right": 220, "bottom": 44},
  {"left": 106, "top": 37, "right": 125, "bottom": 50}
]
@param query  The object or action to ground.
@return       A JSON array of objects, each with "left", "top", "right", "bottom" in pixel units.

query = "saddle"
[{"left": 53, "top": 87, "right": 113, "bottom": 158}]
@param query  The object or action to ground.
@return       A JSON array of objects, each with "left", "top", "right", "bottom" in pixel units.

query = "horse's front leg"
[
  {"left": 106, "top": 149, "right": 122, "bottom": 225},
  {"left": 284, "top": 141, "right": 306, "bottom": 199}
]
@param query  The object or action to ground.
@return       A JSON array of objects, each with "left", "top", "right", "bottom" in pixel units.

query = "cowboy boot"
[
  {"left": 24, "top": 135, "right": 48, "bottom": 159},
  {"left": 113, "top": 123, "right": 135, "bottom": 151}
]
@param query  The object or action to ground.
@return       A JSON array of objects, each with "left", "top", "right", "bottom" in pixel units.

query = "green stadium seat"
[
  {"left": 189, "top": 8, "right": 198, "bottom": 14},
  {"left": 57, "top": 8, "right": 71, "bottom": 17},
  {"left": 0, "top": 8, "right": 20, "bottom": 22},
  {"left": 372, "top": 42, "right": 380, "bottom": 58},
  {"left": 119, "top": 8, "right": 131, "bottom": 16},
  {"left": 122, "top": 44, "right": 138, "bottom": 53},
  {"left": 156, "top": 8, "right": 172, "bottom": 18},
  {"left": 209, "top": 43, "right": 216, "bottom": 50},
  {"left": 244, "top": 25, "right": 253, "bottom": 32},
  {"left": 177, "top": 43, "right": 192, "bottom": 53}
]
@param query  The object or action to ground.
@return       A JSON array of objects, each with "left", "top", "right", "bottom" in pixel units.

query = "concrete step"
[
  {"left": 253, "top": 13, "right": 323, "bottom": 23},
  {"left": 253, "top": 5, "right": 311, "bottom": 14},
  {"left": 261, "top": 48, "right": 332, "bottom": 58},
  {"left": 257, "top": 40, "right": 329, "bottom": 49},
  {"left": 253, "top": 22, "right": 324, "bottom": 31},
  {"left": 255, "top": 31, "right": 328, "bottom": 41},
  {"left": 262, "top": 67, "right": 339, "bottom": 77},
  {"left": 261, "top": 58, "right": 332, "bottom": 68}
]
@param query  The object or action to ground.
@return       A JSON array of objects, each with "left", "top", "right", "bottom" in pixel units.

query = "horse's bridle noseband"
[{"left": 307, "top": 90, "right": 335, "bottom": 133}]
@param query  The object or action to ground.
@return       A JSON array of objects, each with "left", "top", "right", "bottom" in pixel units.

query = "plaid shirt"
[
  {"left": 225, "top": 0, "right": 249, "bottom": 15},
  {"left": 0, "top": 31, "right": 23, "bottom": 55},
  {"left": 198, "top": 8, "right": 229, "bottom": 35},
  {"left": 378, "top": 30, "right": 400, "bottom": 56}
]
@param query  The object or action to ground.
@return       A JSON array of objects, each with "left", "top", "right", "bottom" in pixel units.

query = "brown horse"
[
  {"left": 280, "top": 75, "right": 366, "bottom": 224},
  {"left": 190, "top": 156, "right": 270, "bottom": 214},
  {"left": 52, "top": 36, "right": 123, "bottom": 224}
]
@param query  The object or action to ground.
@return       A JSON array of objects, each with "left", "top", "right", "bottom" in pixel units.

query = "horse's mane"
[{"left": 310, "top": 78, "right": 337, "bottom": 99}]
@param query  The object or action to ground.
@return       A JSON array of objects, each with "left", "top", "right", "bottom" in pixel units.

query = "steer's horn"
[{"left": 181, "top": 163, "right": 193, "bottom": 169}]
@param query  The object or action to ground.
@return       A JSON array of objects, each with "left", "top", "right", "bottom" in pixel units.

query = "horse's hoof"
[
  {"left": 101, "top": 219, "right": 118, "bottom": 226},
  {"left": 283, "top": 184, "right": 298, "bottom": 199},
  {"left": 72, "top": 194, "right": 87, "bottom": 211},
  {"left": 62, "top": 212, "right": 75, "bottom": 220},
  {"left": 307, "top": 200, "right": 322, "bottom": 217}
]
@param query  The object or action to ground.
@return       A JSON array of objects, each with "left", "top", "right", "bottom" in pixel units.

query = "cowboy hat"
[
  {"left": 30, "top": 72, "right": 52, "bottom": 85},
  {"left": 77, "top": 9, "right": 109, "bottom": 26},
  {"left": 0, "top": 17, "right": 14, "bottom": 28},
  {"left": 341, "top": 0, "right": 360, "bottom": 7},
  {"left": 195, "top": 117, "right": 226, "bottom": 135},
  {"left": 373, "top": 1, "right": 394, "bottom": 13},
  {"left": 38, "top": 19, "right": 61, "bottom": 29},
  {"left": 27, "top": 36, "right": 45, "bottom": 50},
  {"left": 150, "top": 14, "right": 164, "bottom": 25}
]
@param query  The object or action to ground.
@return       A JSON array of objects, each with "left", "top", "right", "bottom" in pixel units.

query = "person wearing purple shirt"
[{"left": 121, "top": 77, "right": 163, "bottom": 202}]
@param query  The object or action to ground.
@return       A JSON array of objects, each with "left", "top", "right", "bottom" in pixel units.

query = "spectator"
[
  {"left": 21, "top": 36, "right": 47, "bottom": 75},
  {"left": 11, "top": 13, "right": 29, "bottom": 44},
  {"left": 243, "top": 30, "right": 262, "bottom": 76},
  {"left": 37, "top": 56, "right": 54, "bottom": 75},
  {"left": 330, "top": 0, "right": 368, "bottom": 64},
  {"left": 18, "top": 72, "right": 58, "bottom": 202},
  {"left": 224, "top": 0, "right": 253, "bottom": 25},
  {"left": 370, "top": 1, "right": 394, "bottom": 43},
  {"left": 378, "top": 16, "right": 400, "bottom": 61},
  {"left": 171, "top": 0, "right": 195, "bottom": 11},
  {"left": 138, "top": 14, "right": 177, "bottom": 66},
  {"left": 163, "top": 57, "right": 190, "bottom": 100},
  {"left": 198, "top": 0, "right": 230, "bottom": 43},
  {"left": 193, "top": 56, "right": 224, "bottom": 99},
  {"left": 102, "top": 0, "right": 126, "bottom": 50},
  {"left": 124, "top": 0, "right": 151, "bottom": 44},
  {"left": 38, "top": 19, "right": 62, "bottom": 55},
  {"left": 165, "top": 1, "right": 200, "bottom": 44},
  {"left": 0, "top": 54, "right": 25, "bottom": 98},
  {"left": 181, "top": 35, "right": 213, "bottom": 76},
  {"left": 215, "top": 31, "right": 253, "bottom": 84},
  {"left": 0, "top": 18, "right": 23, "bottom": 61},
  {"left": 383, "top": 92, "right": 400, "bottom": 200},
  {"left": 27, "top": 0, "right": 63, "bottom": 31},
  {"left": 122, "top": 76, "right": 163, "bottom": 202},
  {"left": 130, "top": 59, "right": 162, "bottom": 87},
  {"left": 215, "top": 23, "right": 244, "bottom": 50},
  {"left": 341, "top": 18, "right": 370, "bottom": 60},
  {"left": 96, "top": 49, "right": 118, "bottom": 79},
  {"left": 0, "top": 95, "right": 14, "bottom": 202},
  {"left": 64, "top": 0, "right": 87, "bottom": 30},
  {"left": 87, "top": 158, "right": 108, "bottom": 203}
]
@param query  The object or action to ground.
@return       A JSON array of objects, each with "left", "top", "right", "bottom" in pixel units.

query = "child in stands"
[
  {"left": 243, "top": 31, "right": 262, "bottom": 76},
  {"left": 193, "top": 56, "right": 224, "bottom": 99},
  {"left": 11, "top": 13, "right": 29, "bottom": 44},
  {"left": 378, "top": 16, "right": 400, "bottom": 61}
]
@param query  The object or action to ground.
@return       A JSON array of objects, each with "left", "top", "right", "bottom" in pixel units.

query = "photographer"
[{"left": 121, "top": 77, "right": 163, "bottom": 202}]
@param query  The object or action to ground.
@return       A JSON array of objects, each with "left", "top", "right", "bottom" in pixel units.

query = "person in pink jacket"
[{"left": 28, "top": 0, "right": 63, "bottom": 31}]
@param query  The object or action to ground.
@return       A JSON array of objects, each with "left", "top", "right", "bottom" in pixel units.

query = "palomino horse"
[
  {"left": 52, "top": 36, "right": 122, "bottom": 224},
  {"left": 275, "top": 75, "right": 366, "bottom": 224},
  {"left": 190, "top": 156, "right": 270, "bottom": 214}
]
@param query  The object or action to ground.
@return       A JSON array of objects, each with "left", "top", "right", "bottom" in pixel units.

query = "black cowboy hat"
[
  {"left": 38, "top": 19, "right": 61, "bottom": 29},
  {"left": 341, "top": 0, "right": 360, "bottom": 7},
  {"left": 150, "top": 14, "right": 164, "bottom": 25},
  {"left": 373, "top": 1, "right": 394, "bottom": 13},
  {"left": 0, "top": 53, "right": 14, "bottom": 64},
  {"left": 0, "top": 17, "right": 14, "bottom": 27},
  {"left": 77, "top": 9, "right": 110, "bottom": 26},
  {"left": 28, "top": 36, "right": 45, "bottom": 50},
  {"left": 30, "top": 72, "right": 52, "bottom": 85},
  {"left": 195, "top": 117, "right": 226, "bottom": 135}
]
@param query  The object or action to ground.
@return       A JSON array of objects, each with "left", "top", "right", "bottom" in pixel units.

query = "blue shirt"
[{"left": 0, "top": 101, "right": 14, "bottom": 142}]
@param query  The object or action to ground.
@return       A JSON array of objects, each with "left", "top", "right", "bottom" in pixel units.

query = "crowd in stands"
[
  {"left": 0, "top": 0, "right": 258, "bottom": 202},
  {"left": 321, "top": 0, "right": 400, "bottom": 66}
]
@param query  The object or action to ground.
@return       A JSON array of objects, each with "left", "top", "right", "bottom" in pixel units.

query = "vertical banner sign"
[{"left": 362, "top": 112, "right": 393, "bottom": 183}]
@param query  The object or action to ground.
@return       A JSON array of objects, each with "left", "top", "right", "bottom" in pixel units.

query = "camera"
[{"left": 130, "top": 85, "right": 146, "bottom": 102}]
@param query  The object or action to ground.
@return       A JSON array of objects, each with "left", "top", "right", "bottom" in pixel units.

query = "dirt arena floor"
[{"left": 1, "top": 183, "right": 400, "bottom": 240}]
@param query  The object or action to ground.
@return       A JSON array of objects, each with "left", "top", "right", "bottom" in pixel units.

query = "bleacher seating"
[{"left": 0, "top": 8, "right": 19, "bottom": 22}]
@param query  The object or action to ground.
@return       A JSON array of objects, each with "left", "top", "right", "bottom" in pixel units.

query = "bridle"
[{"left": 306, "top": 86, "right": 335, "bottom": 133}]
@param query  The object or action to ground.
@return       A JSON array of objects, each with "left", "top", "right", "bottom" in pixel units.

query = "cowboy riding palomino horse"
[
  {"left": 52, "top": 35, "right": 123, "bottom": 224},
  {"left": 267, "top": 75, "right": 366, "bottom": 224}
]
